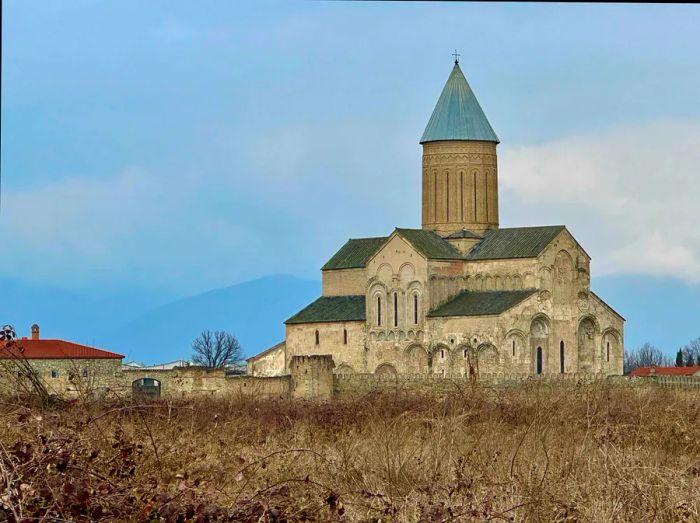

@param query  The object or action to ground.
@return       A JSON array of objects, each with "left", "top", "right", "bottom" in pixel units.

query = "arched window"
[
  {"left": 393, "top": 292, "right": 398, "bottom": 327},
  {"left": 343, "top": 329, "right": 347, "bottom": 345},
  {"left": 82, "top": 368, "right": 88, "bottom": 378},
  {"left": 560, "top": 341, "right": 565, "bottom": 374},
  {"left": 607, "top": 341, "right": 610, "bottom": 362},
  {"left": 377, "top": 296, "right": 382, "bottom": 326},
  {"left": 315, "top": 330, "right": 319, "bottom": 346},
  {"left": 512, "top": 340, "right": 516, "bottom": 357},
  {"left": 536, "top": 347, "right": 543, "bottom": 375},
  {"left": 441, "top": 349, "right": 445, "bottom": 359},
  {"left": 413, "top": 294, "right": 419, "bottom": 324},
  {"left": 463, "top": 349, "right": 468, "bottom": 358}
]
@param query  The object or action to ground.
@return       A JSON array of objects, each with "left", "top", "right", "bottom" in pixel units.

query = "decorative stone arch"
[
  {"left": 376, "top": 262, "right": 393, "bottom": 282},
  {"left": 334, "top": 363, "right": 355, "bottom": 375},
  {"left": 600, "top": 328, "right": 622, "bottom": 371},
  {"left": 530, "top": 314, "right": 551, "bottom": 338},
  {"left": 577, "top": 315, "right": 599, "bottom": 373},
  {"left": 553, "top": 250, "right": 575, "bottom": 304},
  {"left": 512, "top": 274, "right": 523, "bottom": 290},
  {"left": 493, "top": 275, "right": 502, "bottom": 291},
  {"left": 374, "top": 363, "right": 398, "bottom": 376},
  {"left": 483, "top": 274, "right": 493, "bottom": 291},
  {"left": 503, "top": 274, "right": 512, "bottom": 291},
  {"left": 474, "top": 343, "right": 500, "bottom": 376},
  {"left": 505, "top": 328, "right": 527, "bottom": 364},
  {"left": 398, "top": 262, "right": 416, "bottom": 283},
  {"left": 407, "top": 281, "right": 423, "bottom": 326},
  {"left": 474, "top": 273, "right": 484, "bottom": 291},
  {"left": 430, "top": 342, "right": 453, "bottom": 374},
  {"left": 404, "top": 343, "right": 429, "bottom": 374},
  {"left": 530, "top": 314, "right": 551, "bottom": 374},
  {"left": 368, "top": 281, "right": 388, "bottom": 328}
]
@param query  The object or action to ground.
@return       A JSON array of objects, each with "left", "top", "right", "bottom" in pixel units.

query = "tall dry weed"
[{"left": 0, "top": 383, "right": 698, "bottom": 522}]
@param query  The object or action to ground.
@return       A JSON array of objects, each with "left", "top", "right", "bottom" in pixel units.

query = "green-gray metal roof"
[
  {"left": 428, "top": 289, "right": 536, "bottom": 318},
  {"left": 395, "top": 228, "right": 464, "bottom": 260},
  {"left": 466, "top": 226, "right": 565, "bottom": 260},
  {"left": 420, "top": 62, "right": 499, "bottom": 144},
  {"left": 286, "top": 295, "right": 366, "bottom": 324},
  {"left": 322, "top": 237, "right": 388, "bottom": 271}
]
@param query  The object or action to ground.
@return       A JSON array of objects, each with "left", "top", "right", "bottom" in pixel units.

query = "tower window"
[
  {"left": 413, "top": 294, "right": 419, "bottom": 324},
  {"left": 512, "top": 340, "right": 515, "bottom": 357},
  {"left": 441, "top": 349, "right": 445, "bottom": 359},
  {"left": 343, "top": 329, "right": 347, "bottom": 345},
  {"left": 607, "top": 342, "right": 610, "bottom": 362},
  {"left": 560, "top": 341, "right": 565, "bottom": 374},
  {"left": 377, "top": 296, "right": 382, "bottom": 326},
  {"left": 464, "top": 349, "right": 468, "bottom": 358},
  {"left": 445, "top": 170, "right": 450, "bottom": 220},
  {"left": 51, "top": 369, "right": 58, "bottom": 379},
  {"left": 393, "top": 292, "right": 398, "bottom": 327},
  {"left": 315, "top": 330, "right": 319, "bottom": 346},
  {"left": 82, "top": 368, "right": 88, "bottom": 378}
]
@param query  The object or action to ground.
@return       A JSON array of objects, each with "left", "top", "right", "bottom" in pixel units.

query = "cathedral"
[{"left": 248, "top": 60, "right": 624, "bottom": 378}]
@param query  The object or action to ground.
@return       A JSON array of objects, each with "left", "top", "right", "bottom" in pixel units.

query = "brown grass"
[{"left": 0, "top": 383, "right": 699, "bottom": 522}]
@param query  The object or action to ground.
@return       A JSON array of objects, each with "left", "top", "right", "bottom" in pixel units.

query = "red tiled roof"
[
  {"left": 0, "top": 339, "right": 124, "bottom": 360},
  {"left": 630, "top": 366, "right": 700, "bottom": 377}
]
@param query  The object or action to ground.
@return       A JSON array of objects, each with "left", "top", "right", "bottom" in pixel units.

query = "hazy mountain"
[
  {"left": 97, "top": 275, "right": 320, "bottom": 363},
  {"left": 0, "top": 277, "right": 173, "bottom": 345}
]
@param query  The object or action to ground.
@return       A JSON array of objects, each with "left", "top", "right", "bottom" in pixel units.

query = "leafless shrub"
[{"left": 0, "top": 383, "right": 697, "bottom": 521}]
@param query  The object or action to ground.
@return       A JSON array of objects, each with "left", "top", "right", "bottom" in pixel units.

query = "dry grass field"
[{"left": 0, "top": 383, "right": 699, "bottom": 522}]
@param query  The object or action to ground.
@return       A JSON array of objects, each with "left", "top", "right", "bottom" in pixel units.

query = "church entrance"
[{"left": 536, "top": 347, "right": 543, "bottom": 375}]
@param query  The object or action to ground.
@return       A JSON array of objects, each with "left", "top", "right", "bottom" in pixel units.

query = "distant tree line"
[
  {"left": 624, "top": 337, "right": 700, "bottom": 374},
  {"left": 674, "top": 338, "right": 700, "bottom": 367}
]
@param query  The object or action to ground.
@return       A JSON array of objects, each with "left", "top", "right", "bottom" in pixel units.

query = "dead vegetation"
[{"left": 0, "top": 383, "right": 698, "bottom": 522}]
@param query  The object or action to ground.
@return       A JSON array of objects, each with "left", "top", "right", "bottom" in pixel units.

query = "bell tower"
[{"left": 421, "top": 59, "right": 499, "bottom": 236}]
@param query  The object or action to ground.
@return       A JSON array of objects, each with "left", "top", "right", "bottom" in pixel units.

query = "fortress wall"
[{"left": 117, "top": 367, "right": 290, "bottom": 399}]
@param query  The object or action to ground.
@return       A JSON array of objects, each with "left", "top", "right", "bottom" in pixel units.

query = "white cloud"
[{"left": 500, "top": 121, "right": 700, "bottom": 282}]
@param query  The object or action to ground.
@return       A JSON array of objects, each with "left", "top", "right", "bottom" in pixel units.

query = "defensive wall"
[{"left": 3, "top": 354, "right": 698, "bottom": 400}]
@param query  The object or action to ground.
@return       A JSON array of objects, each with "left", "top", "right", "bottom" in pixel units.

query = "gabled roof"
[
  {"left": 428, "top": 289, "right": 536, "bottom": 318},
  {"left": 395, "top": 228, "right": 464, "bottom": 260},
  {"left": 246, "top": 341, "right": 285, "bottom": 363},
  {"left": 466, "top": 226, "right": 565, "bottom": 260},
  {"left": 322, "top": 237, "right": 388, "bottom": 271},
  {"left": 286, "top": 295, "right": 366, "bottom": 325},
  {"left": 421, "top": 62, "right": 499, "bottom": 144},
  {"left": 0, "top": 339, "right": 124, "bottom": 360},
  {"left": 630, "top": 366, "right": 700, "bottom": 378}
]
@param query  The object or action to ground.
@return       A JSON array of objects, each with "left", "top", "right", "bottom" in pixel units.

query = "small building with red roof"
[
  {"left": 0, "top": 324, "right": 124, "bottom": 396},
  {"left": 629, "top": 366, "right": 700, "bottom": 378}
]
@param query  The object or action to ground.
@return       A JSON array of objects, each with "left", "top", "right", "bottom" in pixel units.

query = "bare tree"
[
  {"left": 623, "top": 342, "right": 670, "bottom": 375},
  {"left": 682, "top": 338, "right": 700, "bottom": 367},
  {"left": 191, "top": 330, "right": 242, "bottom": 368}
]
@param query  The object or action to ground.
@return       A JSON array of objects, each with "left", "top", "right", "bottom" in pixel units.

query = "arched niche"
[
  {"left": 404, "top": 344, "right": 429, "bottom": 374},
  {"left": 577, "top": 316, "right": 598, "bottom": 373},
  {"left": 431, "top": 343, "right": 453, "bottom": 374},
  {"left": 375, "top": 363, "right": 397, "bottom": 376}
]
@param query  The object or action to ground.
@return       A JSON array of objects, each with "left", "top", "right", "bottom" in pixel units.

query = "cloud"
[{"left": 499, "top": 121, "right": 700, "bottom": 282}]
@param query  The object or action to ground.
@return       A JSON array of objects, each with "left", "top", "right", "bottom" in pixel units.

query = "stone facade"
[
  {"left": 422, "top": 141, "right": 499, "bottom": 235},
  {"left": 251, "top": 61, "right": 625, "bottom": 380},
  {"left": 0, "top": 358, "right": 123, "bottom": 397}
]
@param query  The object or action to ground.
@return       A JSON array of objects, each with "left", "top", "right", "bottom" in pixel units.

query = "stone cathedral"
[{"left": 248, "top": 60, "right": 624, "bottom": 378}]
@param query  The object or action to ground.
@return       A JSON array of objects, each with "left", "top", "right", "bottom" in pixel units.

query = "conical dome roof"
[{"left": 420, "top": 62, "right": 499, "bottom": 144}]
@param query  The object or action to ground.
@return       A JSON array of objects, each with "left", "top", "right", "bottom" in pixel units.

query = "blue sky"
[{"left": 2, "top": 2, "right": 700, "bottom": 355}]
